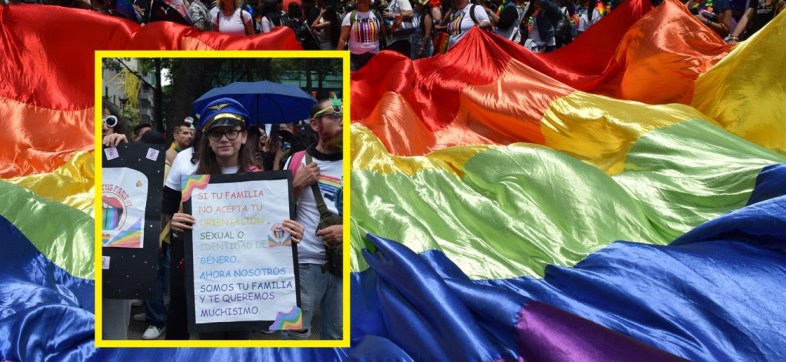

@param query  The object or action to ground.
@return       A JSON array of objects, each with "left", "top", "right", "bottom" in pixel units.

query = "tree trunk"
[
  {"left": 305, "top": 60, "right": 313, "bottom": 93},
  {"left": 154, "top": 59, "right": 163, "bottom": 133},
  {"left": 167, "top": 59, "right": 212, "bottom": 141}
]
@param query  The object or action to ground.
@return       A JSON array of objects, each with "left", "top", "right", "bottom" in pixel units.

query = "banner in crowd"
[
  {"left": 182, "top": 171, "right": 300, "bottom": 333},
  {"left": 101, "top": 142, "right": 165, "bottom": 299}
]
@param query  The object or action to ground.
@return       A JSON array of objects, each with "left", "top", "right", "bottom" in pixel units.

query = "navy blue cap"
[{"left": 199, "top": 98, "right": 249, "bottom": 132}]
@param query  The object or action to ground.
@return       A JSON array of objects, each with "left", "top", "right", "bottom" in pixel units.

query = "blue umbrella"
[{"left": 192, "top": 81, "right": 316, "bottom": 126}]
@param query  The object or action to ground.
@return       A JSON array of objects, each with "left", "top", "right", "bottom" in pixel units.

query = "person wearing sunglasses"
[
  {"left": 101, "top": 100, "right": 133, "bottom": 340},
  {"left": 163, "top": 97, "right": 305, "bottom": 340},
  {"left": 281, "top": 96, "right": 344, "bottom": 340},
  {"left": 101, "top": 100, "right": 130, "bottom": 148}
]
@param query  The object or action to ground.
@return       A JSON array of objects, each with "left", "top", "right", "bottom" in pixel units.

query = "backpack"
[
  {"left": 468, "top": 4, "right": 480, "bottom": 25},
  {"left": 149, "top": 0, "right": 192, "bottom": 26},
  {"left": 498, "top": 2, "right": 523, "bottom": 42},
  {"left": 554, "top": 7, "right": 572, "bottom": 45},
  {"left": 288, "top": 150, "right": 343, "bottom": 276},
  {"left": 286, "top": 16, "right": 322, "bottom": 49},
  {"left": 349, "top": 9, "right": 388, "bottom": 49}
]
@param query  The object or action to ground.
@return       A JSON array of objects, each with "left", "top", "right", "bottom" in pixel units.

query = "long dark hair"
[
  {"left": 102, "top": 100, "right": 129, "bottom": 136},
  {"left": 195, "top": 129, "right": 253, "bottom": 174},
  {"left": 261, "top": 0, "right": 283, "bottom": 26},
  {"left": 323, "top": 0, "right": 341, "bottom": 48}
]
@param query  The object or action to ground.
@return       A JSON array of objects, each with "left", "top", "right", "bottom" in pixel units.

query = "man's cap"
[
  {"left": 199, "top": 98, "right": 249, "bottom": 132},
  {"left": 134, "top": 123, "right": 153, "bottom": 133}
]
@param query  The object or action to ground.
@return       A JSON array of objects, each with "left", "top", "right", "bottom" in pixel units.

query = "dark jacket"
[{"left": 535, "top": 0, "right": 561, "bottom": 42}]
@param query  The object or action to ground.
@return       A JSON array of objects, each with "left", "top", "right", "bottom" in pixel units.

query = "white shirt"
[
  {"left": 166, "top": 148, "right": 198, "bottom": 191},
  {"left": 342, "top": 10, "right": 383, "bottom": 55},
  {"left": 210, "top": 7, "right": 253, "bottom": 35},
  {"left": 578, "top": 8, "right": 601, "bottom": 33},
  {"left": 386, "top": 0, "right": 414, "bottom": 44},
  {"left": 165, "top": 147, "right": 239, "bottom": 191},
  {"left": 285, "top": 155, "right": 343, "bottom": 265},
  {"left": 447, "top": 4, "right": 490, "bottom": 49},
  {"left": 260, "top": 16, "right": 276, "bottom": 33}
]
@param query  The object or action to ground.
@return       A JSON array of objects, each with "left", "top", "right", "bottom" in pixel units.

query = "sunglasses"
[
  {"left": 207, "top": 128, "right": 243, "bottom": 141},
  {"left": 314, "top": 106, "right": 343, "bottom": 120},
  {"left": 103, "top": 115, "right": 118, "bottom": 128}
]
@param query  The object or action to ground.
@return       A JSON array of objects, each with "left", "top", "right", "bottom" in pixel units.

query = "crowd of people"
[
  {"left": 101, "top": 95, "right": 344, "bottom": 340},
  {"left": 10, "top": 0, "right": 784, "bottom": 69}
]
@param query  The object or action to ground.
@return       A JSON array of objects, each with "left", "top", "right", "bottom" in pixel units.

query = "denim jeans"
[
  {"left": 143, "top": 243, "right": 169, "bottom": 329},
  {"left": 281, "top": 263, "right": 342, "bottom": 340}
]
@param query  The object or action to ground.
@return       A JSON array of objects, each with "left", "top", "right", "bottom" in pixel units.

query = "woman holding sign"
[{"left": 164, "top": 97, "right": 306, "bottom": 340}]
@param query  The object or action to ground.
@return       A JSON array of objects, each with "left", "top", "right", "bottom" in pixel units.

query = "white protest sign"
[{"left": 185, "top": 174, "right": 300, "bottom": 329}]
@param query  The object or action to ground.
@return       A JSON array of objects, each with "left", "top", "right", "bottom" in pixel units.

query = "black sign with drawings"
[
  {"left": 182, "top": 171, "right": 301, "bottom": 334},
  {"left": 101, "top": 142, "right": 164, "bottom": 299}
]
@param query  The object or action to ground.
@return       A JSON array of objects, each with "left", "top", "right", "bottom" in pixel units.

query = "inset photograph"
[{"left": 96, "top": 52, "right": 348, "bottom": 348}]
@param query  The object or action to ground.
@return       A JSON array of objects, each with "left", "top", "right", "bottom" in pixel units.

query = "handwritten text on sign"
[{"left": 190, "top": 179, "right": 296, "bottom": 325}]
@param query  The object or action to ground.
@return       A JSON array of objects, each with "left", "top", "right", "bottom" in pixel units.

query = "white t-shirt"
[
  {"left": 577, "top": 8, "right": 601, "bottom": 33},
  {"left": 341, "top": 10, "right": 382, "bottom": 55},
  {"left": 386, "top": 0, "right": 414, "bottom": 44},
  {"left": 447, "top": 4, "right": 490, "bottom": 49},
  {"left": 210, "top": 7, "right": 253, "bottom": 35},
  {"left": 285, "top": 154, "right": 343, "bottom": 265},
  {"left": 260, "top": 16, "right": 276, "bottom": 33},
  {"left": 165, "top": 147, "right": 239, "bottom": 191}
]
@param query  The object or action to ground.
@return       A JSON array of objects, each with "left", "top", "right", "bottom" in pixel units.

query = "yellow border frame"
[{"left": 95, "top": 50, "right": 351, "bottom": 348}]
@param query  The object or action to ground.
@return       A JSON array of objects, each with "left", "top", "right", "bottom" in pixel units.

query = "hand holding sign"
[
  {"left": 183, "top": 172, "right": 301, "bottom": 333},
  {"left": 172, "top": 212, "right": 196, "bottom": 233},
  {"left": 278, "top": 219, "right": 305, "bottom": 243}
]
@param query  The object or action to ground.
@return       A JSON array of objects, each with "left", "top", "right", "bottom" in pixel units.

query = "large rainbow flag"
[{"left": 2, "top": 0, "right": 785, "bottom": 360}]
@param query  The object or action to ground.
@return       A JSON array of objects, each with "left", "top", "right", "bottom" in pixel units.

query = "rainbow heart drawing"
[
  {"left": 268, "top": 224, "right": 292, "bottom": 247},
  {"left": 269, "top": 306, "right": 302, "bottom": 330},
  {"left": 181, "top": 174, "right": 210, "bottom": 202}
]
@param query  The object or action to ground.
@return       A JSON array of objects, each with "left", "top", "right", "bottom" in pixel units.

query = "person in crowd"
[
  {"left": 439, "top": 0, "right": 491, "bottom": 50},
  {"left": 130, "top": 129, "right": 169, "bottom": 340},
  {"left": 685, "top": 0, "right": 732, "bottom": 38},
  {"left": 133, "top": 123, "right": 153, "bottom": 142},
  {"left": 522, "top": 0, "right": 562, "bottom": 52},
  {"left": 164, "top": 98, "right": 305, "bottom": 340},
  {"left": 252, "top": 126, "right": 273, "bottom": 170},
  {"left": 259, "top": 0, "right": 283, "bottom": 33},
  {"left": 554, "top": 0, "right": 575, "bottom": 48},
  {"left": 281, "top": 97, "right": 344, "bottom": 340},
  {"left": 382, "top": 0, "right": 415, "bottom": 56},
  {"left": 189, "top": 0, "right": 213, "bottom": 31},
  {"left": 523, "top": 8, "right": 545, "bottom": 51},
  {"left": 576, "top": 0, "right": 603, "bottom": 37},
  {"left": 149, "top": 0, "right": 192, "bottom": 25},
  {"left": 338, "top": 0, "right": 385, "bottom": 70},
  {"left": 414, "top": 0, "right": 436, "bottom": 58},
  {"left": 283, "top": 2, "right": 321, "bottom": 49},
  {"left": 311, "top": 0, "right": 343, "bottom": 49},
  {"left": 166, "top": 122, "right": 195, "bottom": 165},
  {"left": 726, "top": 0, "right": 784, "bottom": 42},
  {"left": 211, "top": 0, "right": 255, "bottom": 35},
  {"left": 303, "top": 0, "right": 321, "bottom": 26},
  {"left": 102, "top": 101, "right": 130, "bottom": 148},
  {"left": 485, "top": 0, "right": 522, "bottom": 42},
  {"left": 101, "top": 100, "right": 132, "bottom": 340}
]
